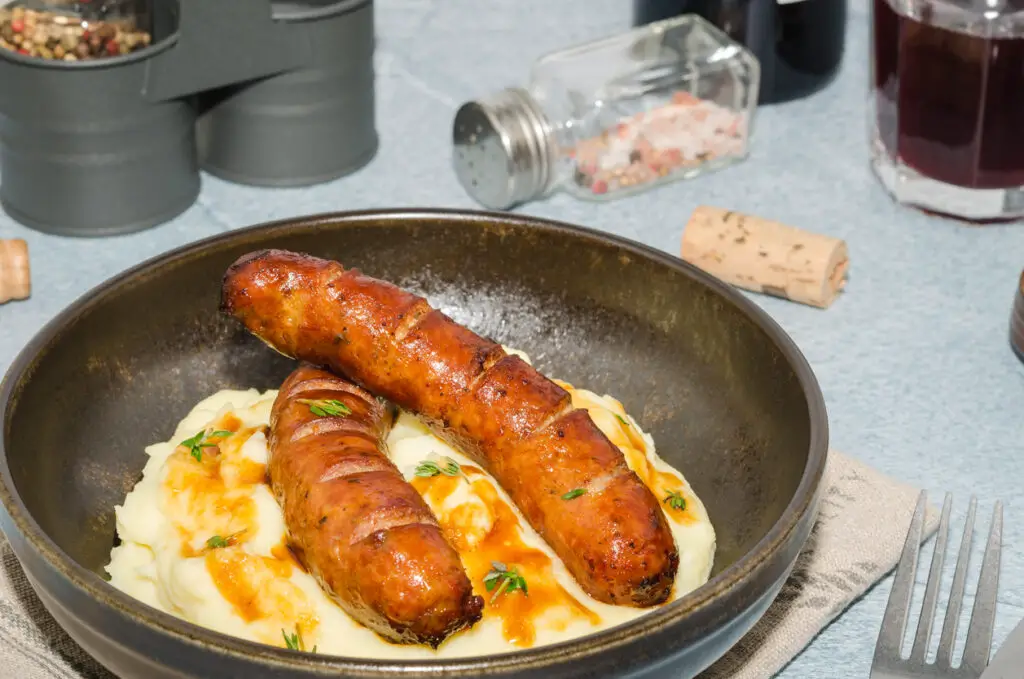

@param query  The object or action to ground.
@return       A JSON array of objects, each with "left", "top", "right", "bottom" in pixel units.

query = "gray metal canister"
[
  {"left": 0, "top": 0, "right": 316, "bottom": 236},
  {"left": 196, "top": 0, "right": 377, "bottom": 187},
  {"left": 0, "top": 3, "right": 198, "bottom": 236}
]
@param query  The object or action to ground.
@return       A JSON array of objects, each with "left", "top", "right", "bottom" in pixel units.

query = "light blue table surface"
[{"left": 1, "top": 0, "right": 1022, "bottom": 676}]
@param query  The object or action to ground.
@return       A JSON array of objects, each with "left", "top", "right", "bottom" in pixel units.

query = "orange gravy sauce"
[
  {"left": 162, "top": 415, "right": 316, "bottom": 644},
  {"left": 555, "top": 381, "right": 698, "bottom": 526},
  {"left": 163, "top": 419, "right": 265, "bottom": 557},
  {"left": 205, "top": 547, "right": 317, "bottom": 646},
  {"left": 413, "top": 468, "right": 600, "bottom": 647}
]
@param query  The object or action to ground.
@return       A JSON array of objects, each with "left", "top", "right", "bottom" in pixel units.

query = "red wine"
[
  {"left": 633, "top": 0, "right": 847, "bottom": 104},
  {"left": 872, "top": 0, "right": 1024, "bottom": 190}
]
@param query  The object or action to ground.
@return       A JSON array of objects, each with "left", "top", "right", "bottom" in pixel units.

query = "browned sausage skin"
[
  {"left": 226, "top": 250, "right": 680, "bottom": 607},
  {"left": 269, "top": 364, "right": 483, "bottom": 646}
]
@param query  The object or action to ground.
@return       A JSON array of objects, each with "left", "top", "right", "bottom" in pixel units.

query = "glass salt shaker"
[
  {"left": 452, "top": 14, "right": 760, "bottom": 210},
  {"left": 0, "top": 0, "right": 152, "bottom": 61}
]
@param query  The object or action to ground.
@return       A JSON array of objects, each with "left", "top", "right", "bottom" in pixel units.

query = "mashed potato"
[{"left": 105, "top": 351, "right": 716, "bottom": 658}]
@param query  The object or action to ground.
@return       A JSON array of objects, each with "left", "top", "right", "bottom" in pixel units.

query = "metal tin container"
[
  {"left": 0, "top": 1, "right": 198, "bottom": 236},
  {"left": 0, "top": 0, "right": 367, "bottom": 236},
  {"left": 196, "top": 0, "right": 377, "bottom": 187}
]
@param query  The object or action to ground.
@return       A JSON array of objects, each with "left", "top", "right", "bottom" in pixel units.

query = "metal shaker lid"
[{"left": 452, "top": 87, "right": 555, "bottom": 210}]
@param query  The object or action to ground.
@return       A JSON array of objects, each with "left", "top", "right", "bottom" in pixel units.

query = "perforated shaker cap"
[{"left": 452, "top": 87, "right": 555, "bottom": 210}]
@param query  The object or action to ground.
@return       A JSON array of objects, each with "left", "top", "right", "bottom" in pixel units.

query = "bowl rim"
[{"left": 0, "top": 208, "right": 829, "bottom": 674}]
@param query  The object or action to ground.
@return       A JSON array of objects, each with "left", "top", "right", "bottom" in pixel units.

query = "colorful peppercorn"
[{"left": 0, "top": 6, "right": 151, "bottom": 61}]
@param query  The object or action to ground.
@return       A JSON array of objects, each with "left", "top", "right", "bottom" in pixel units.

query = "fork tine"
[
  {"left": 935, "top": 496, "right": 977, "bottom": 668},
  {"left": 909, "top": 493, "right": 952, "bottom": 662},
  {"left": 961, "top": 501, "right": 1003, "bottom": 673},
  {"left": 874, "top": 491, "right": 926, "bottom": 660}
]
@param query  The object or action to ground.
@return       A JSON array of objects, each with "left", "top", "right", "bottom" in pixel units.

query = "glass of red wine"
[{"left": 871, "top": 0, "right": 1024, "bottom": 221}]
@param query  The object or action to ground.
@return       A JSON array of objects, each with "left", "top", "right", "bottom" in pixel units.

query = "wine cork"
[
  {"left": 0, "top": 239, "right": 31, "bottom": 304},
  {"left": 680, "top": 206, "right": 848, "bottom": 309}
]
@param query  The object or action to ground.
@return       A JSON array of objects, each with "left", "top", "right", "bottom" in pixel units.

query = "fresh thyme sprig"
[
  {"left": 282, "top": 626, "right": 316, "bottom": 653},
  {"left": 561, "top": 488, "right": 586, "bottom": 501},
  {"left": 483, "top": 561, "right": 528, "bottom": 604},
  {"left": 205, "top": 531, "right": 244, "bottom": 550},
  {"left": 414, "top": 457, "right": 462, "bottom": 479},
  {"left": 296, "top": 398, "right": 351, "bottom": 418},
  {"left": 663, "top": 490, "right": 687, "bottom": 511},
  {"left": 180, "top": 428, "right": 232, "bottom": 462}
]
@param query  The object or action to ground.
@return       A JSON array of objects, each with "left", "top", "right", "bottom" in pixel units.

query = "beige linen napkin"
[
  {"left": 700, "top": 451, "right": 939, "bottom": 679},
  {"left": 0, "top": 450, "right": 935, "bottom": 679}
]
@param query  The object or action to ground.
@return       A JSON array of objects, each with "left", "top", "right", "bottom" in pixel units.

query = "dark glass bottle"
[{"left": 633, "top": 0, "right": 847, "bottom": 104}]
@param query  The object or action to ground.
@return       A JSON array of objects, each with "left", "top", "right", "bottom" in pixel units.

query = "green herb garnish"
[
  {"left": 205, "top": 531, "right": 243, "bottom": 550},
  {"left": 206, "top": 535, "right": 230, "bottom": 549},
  {"left": 296, "top": 398, "right": 351, "bottom": 418},
  {"left": 561, "top": 488, "right": 586, "bottom": 501},
  {"left": 282, "top": 627, "right": 316, "bottom": 653},
  {"left": 482, "top": 561, "right": 528, "bottom": 604},
  {"left": 414, "top": 457, "right": 462, "bottom": 478},
  {"left": 614, "top": 414, "right": 630, "bottom": 428},
  {"left": 180, "top": 429, "right": 232, "bottom": 462},
  {"left": 663, "top": 490, "right": 687, "bottom": 511}
]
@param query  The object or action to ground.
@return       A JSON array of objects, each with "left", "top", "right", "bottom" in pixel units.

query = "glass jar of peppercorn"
[{"left": 0, "top": 0, "right": 152, "bottom": 61}]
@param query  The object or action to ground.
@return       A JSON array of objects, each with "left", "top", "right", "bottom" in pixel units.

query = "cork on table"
[
  {"left": 680, "top": 206, "right": 849, "bottom": 309},
  {"left": 0, "top": 239, "right": 31, "bottom": 305}
]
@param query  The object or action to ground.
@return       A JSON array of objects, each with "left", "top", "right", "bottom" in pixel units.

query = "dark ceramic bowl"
[{"left": 0, "top": 209, "right": 828, "bottom": 679}]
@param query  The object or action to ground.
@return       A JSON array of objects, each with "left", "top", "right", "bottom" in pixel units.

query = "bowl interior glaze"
[{"left": 0, "top": 210, "right": 826, "bottom": 676}]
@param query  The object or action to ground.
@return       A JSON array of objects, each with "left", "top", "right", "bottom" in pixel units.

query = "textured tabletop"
[{"left": 1, "top": 0, "right": 1023, "bottom": 676}]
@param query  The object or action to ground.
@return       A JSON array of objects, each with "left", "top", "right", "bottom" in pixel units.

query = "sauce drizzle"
[
  {"left": 161, "top": 415, "right": 321, "bottom": 648},
  {"left": 412, "top": 470, "right": 600, "bottom": 646}
]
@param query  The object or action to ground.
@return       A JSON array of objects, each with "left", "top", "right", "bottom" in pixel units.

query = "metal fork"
[{"left": 871, "top": 492, "right": 1003, "bottom": 679}]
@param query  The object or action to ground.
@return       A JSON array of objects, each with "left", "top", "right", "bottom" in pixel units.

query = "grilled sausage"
[
  {"left": 269, "top": 364, "right": 483, "bottom": 646},
  {"left": 226, "top": 250, "right": 680, "bottom": 607}
]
